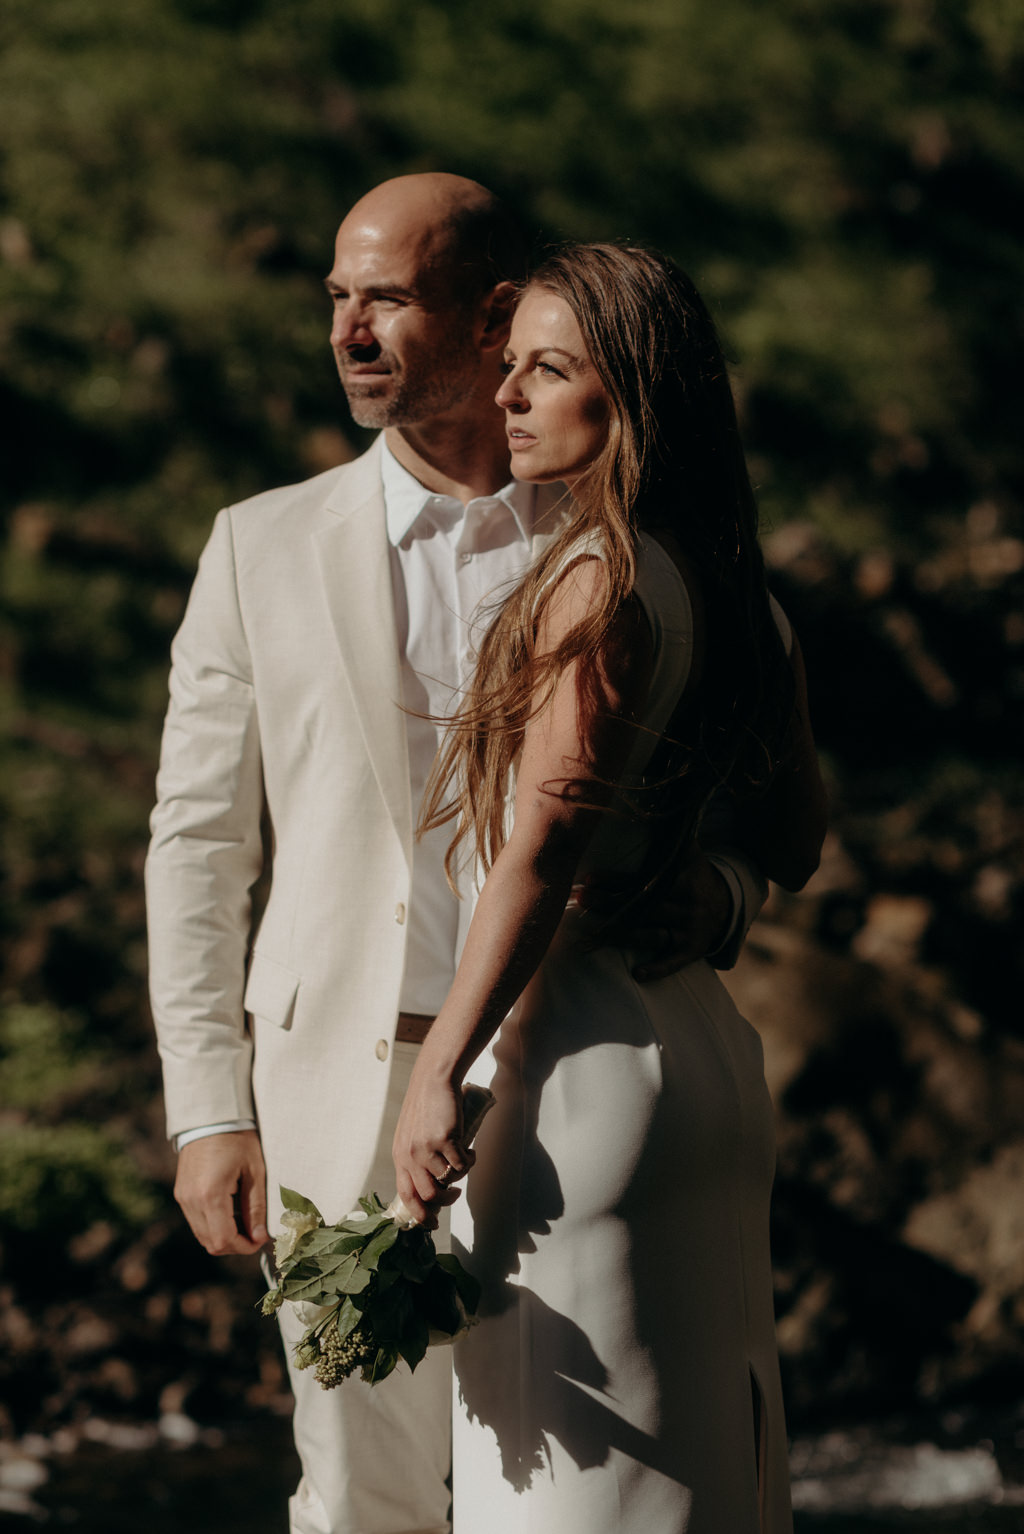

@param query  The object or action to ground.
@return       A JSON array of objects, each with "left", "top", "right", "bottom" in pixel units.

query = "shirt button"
[
  {"left": 394, "top": 902, "right": 406, "bottom": 924},
  {"left": 375, "top": 1039, "right": 389, "bottom": 1061},
  {"left": 459, "top": 551, "right": 472, "bottom": 564}
]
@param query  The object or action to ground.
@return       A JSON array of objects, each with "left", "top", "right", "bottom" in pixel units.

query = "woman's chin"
[{"left": 508, "top": 457, "right": 573, "bottom": 487}]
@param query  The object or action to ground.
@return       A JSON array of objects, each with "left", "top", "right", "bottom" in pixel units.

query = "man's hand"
[
  {"left": 578, "top": 847, "right": 733, "bottom": 981},
  {"left": 174, "top": 1130, "right": 268, "bottom": 1256}
]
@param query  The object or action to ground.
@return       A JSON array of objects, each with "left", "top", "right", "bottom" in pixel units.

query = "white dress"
[{"left": 451, "top": 536, "right": 792, "bottom": 1534}]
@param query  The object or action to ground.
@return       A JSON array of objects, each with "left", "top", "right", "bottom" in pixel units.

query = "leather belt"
[{"left": 395, "top": 1011, "right": 436, "bottom": 1045}]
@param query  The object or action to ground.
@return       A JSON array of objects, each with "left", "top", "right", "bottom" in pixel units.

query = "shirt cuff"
[{"left": 174, "top": 1120, "right": 257, "bottom": 1153}]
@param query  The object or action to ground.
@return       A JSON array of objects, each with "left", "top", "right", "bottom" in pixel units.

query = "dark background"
[{"left": 1, "top": 0, "right": 1022, "bottom": 1499}]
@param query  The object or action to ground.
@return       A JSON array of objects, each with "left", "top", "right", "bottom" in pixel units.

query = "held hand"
[
  {"left": 579, "top": 848, "right": 732, "bottom": 981},
  {"left": 175, "top": 1130, "right": 268, "bottom": 1256},
  {"left": 392, "top": 1067, "right": 474, "bottom": 1229}
]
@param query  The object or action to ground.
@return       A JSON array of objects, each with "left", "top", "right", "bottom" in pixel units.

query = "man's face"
[{"left": 325, "top": 216, "right": 483, "bottom": 430}]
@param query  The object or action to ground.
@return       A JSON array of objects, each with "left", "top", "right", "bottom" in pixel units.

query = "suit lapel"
[
  {"left": 311, "top": 458, "right": 570, "bottom": 864},
  {"left": 313, "top": 442, "right": 413, "bottom": 864}
]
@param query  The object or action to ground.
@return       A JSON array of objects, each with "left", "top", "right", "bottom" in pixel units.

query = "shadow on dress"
[
  {"left": 451, "top": 949, "right": 765, "bottom": 1522},
  {"left": 454, "top": 1277, "right": 688, "bottom": 1496}
]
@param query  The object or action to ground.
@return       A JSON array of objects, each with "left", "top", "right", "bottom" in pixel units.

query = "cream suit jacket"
[{"left": 146, "top": 439, "right": 569, "bottom": 1225}]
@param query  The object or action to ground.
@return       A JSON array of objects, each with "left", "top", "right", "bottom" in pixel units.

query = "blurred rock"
[
  {"left": 791, "top": 1436, "right": 1006, "bottom": 1513},
  {"left": 0, "top": 1448, "right": 48, "bottom": 1493},
  {"left": 852, "top": 893, "right": 933, "bottom": 968}
]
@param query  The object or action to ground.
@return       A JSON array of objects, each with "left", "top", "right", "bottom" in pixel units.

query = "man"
[{"left": 146, "top": 173, "right": 766, "bottom": 1534}]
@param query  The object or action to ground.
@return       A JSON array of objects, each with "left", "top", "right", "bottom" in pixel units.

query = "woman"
[{"left": 393, "top": 244, "right": 826, "bottom": 1533}]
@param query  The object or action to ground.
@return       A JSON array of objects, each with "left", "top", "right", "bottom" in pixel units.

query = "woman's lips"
[{"left": 507, "top": 430, "right": 536, "bottom": 449}]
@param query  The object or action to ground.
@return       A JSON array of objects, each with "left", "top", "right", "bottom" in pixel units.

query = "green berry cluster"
[{"left": 305, "top": 1316, "right": 379, "bottom": 1389}]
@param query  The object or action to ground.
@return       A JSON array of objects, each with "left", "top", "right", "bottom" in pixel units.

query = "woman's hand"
[
  {"left": 391, "top": 1063, "right": 474, "bottom": 1227},
  {"left": 573, "top": 847, "right": 735, "bottom": 980}
]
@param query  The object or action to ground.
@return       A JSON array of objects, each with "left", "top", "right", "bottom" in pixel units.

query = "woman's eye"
[
  {"left": 538, "top": 361, "right": 565, "bottom": 378},
  {"left": 498, "top": 360, "right": 515, "bottom": 375}
]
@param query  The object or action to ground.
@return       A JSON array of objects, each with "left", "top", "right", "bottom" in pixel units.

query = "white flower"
[{"left": 274, "top": 1207, "right": 321, "bottom": 1265}]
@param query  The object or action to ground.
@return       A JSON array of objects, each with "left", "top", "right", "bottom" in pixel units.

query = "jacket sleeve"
[
  {"left": 703, "top": 844, "right": 769, "bottom": 970},
  {"left": 145, "top": 508, "right": 265, "bottom": 1138}
]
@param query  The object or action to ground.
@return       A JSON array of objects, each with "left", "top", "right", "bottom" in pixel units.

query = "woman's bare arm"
[{"left": 391, "top": 561, "right": 653, "bottom": 1222}]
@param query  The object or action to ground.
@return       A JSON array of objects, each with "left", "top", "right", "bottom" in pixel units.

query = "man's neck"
[{"left": 385, "top": 416, "right": 512, "bottom": 505}]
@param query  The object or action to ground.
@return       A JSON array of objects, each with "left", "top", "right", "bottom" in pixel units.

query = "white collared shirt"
[{"left": 382, "top": 441, "right": 538, "bottom": 1014}]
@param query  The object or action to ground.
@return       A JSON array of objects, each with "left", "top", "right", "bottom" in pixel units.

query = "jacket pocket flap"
[{"left": 243, "top": 952, "right": 300, "bottom": 1029}]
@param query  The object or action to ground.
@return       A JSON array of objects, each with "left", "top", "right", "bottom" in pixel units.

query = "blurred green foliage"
[
  {"left": 0, "top": 1004, "right": 157, "bottom": 1233},
  {"left": 0, "top": 0, "right": 1021, "bottom": 1240},
  {"left": 0, "top": 1123, "right": 157, "bottom": 1233}
]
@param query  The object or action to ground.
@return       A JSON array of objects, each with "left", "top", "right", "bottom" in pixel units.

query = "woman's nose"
[{"left": 495, "top": 372, "right": 526, "bottom": 410}]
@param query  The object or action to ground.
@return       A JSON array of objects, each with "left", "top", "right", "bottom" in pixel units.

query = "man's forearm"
[{"left": 702, "top": 846, "right": 769, "bottom": 970}]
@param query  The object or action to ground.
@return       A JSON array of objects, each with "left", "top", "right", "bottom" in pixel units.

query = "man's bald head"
[
  {"left": 327, "top": 174, "right": 527, "bottom": 432},
  {"left": 341, "top": 174, "right": 528, "bottom": 301}
]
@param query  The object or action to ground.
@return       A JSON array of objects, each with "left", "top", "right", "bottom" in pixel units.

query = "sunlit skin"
[
  {"left": 325, "top": 216, "right": 481, "bottom": 431},
  {"left": 495, "top": 288, "right": 611, "bottom": 489},
  {"left": 322, "top": 175, "right": 517, "bottom": 504}
]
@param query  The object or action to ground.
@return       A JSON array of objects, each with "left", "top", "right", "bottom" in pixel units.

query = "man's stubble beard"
[{"left": 337, "top": 327, "right": 481, "bottom": 431}]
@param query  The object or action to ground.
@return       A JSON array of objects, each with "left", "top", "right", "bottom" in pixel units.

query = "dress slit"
[{"left": 750, "top": 1363, "right": 768, "bottom": 1534}]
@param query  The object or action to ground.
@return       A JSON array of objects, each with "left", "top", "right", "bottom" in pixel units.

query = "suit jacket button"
[
  {"left": 375, "top": 1039, "right": 389, "bottom": 1061},
  {"left": 394, "top": 902, "right": 406, "bottom": 924}
]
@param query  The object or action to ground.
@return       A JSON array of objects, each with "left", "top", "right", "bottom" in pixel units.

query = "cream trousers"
[{"left": 274, "top": 1041, "right": 452, "bottom": 1534}]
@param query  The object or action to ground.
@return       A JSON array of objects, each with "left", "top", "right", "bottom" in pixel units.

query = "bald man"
[{"left": 146, "top": 174, "right": 765, "bottom": 1534}]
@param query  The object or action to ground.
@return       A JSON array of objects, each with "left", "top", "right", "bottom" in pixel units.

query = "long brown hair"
[{"left": 420, "top": 242, "right": 791, "bottom": 882}]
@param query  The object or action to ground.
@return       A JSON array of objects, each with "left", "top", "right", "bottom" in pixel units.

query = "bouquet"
[{"left": 261, "top": 1084, "right": 494, "bottom": 1388}]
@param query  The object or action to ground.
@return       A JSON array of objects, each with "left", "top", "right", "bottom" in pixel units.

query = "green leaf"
[
  {"left": 333, "top": 1296, "right": 363, "bottom": 1342},
  {"left": 363, "top": 1346, "right": 399, "bottom": 1385},
  {"left": 365, "top": 1276, "right": 415, "bottom": 1346},
  {"left": 358, "top": 1192, "right": 390, "bottom": 1219},
  {"left": 359, "top": 1219, "right": 400, "bottom": 1270},
  {"left": 333, "top": 1264, "right": 372, "bottom": 1296},
  {"left": 298, "top": 1227, "right": 369, "bottom": 1259},
  {"left": 259, "top": 1287, "right": 284, "bottom": 1316},
  {"left": 282, "top": 1250, "right": 374, "bottom": 1302},
  {"left": 284, "top": 1279, "right": 335, "bottom": 1305},
  {"left": 289, "top": 1249, "right": 354, "bottom": 1282},
  {"left": 298, "top": 1315, "right": 328, "bottom": 1351},
  {"left": 437, "top": 1253, "right": 481, "bottom": 1314},
  {"left": 279, "top": 1186, "right": 324, "bottom": 1222},
  {"left": 388, "top": 1227, "right": 437, "bottom": 1283},
  {"left": 419, "top": 1266, "right": 461, "bottom": 1336},
  {"left": 396, "top": 1311, "right": 430, "bottom": 1373},
  {"left": 334, "top": 1212, "right": 391, "bottom": 1239}
]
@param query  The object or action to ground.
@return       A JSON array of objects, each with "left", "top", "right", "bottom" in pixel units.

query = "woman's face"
[{"left": 496, "top": 287, "right": 611, "bottom": 488}]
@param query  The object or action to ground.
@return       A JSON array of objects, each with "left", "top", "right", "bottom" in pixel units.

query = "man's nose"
[{"left": 330, "top": 299, "right": 373, "bottom": 350}]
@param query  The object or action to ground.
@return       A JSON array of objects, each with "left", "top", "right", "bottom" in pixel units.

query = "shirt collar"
[{"left": 380, "top": 438, "right": 535, "bottom": 548}]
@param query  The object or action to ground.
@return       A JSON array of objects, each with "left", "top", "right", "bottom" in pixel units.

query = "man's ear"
[{"left": 477, "top": 280, "right": 518, "bottom": 352}]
